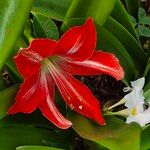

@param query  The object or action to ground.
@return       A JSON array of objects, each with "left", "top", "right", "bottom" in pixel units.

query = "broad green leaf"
[
  {"left": 0, "top": 126, "right": 73, "bottom": 150},
  {"left": 16, "top": 146, "right": 63, "bottom": 150},
  {"left": 138, "top": 25, "right": 150, "bottom": 37},
  {"left": 139, "top": 17, "right": 150, "bottom": 25},
  {"left": 0, "top": 0, "right": 34, "bottom": 70},
  {"left": 104, "top": 17, "right": 147, "bottom": 74},
  {"left": 67, "top": 111, "right": 141, "bottom": 150},
  {"left": 0, "top": 85, "right": 18, "bottom": 119},
  {"left": 64, "top": 0, "right": 116, "bottom": 26},
  {"left": 125, "top": 0, "right": 140, "bottom": 18},
  {"left": 140, "top": 125, "right": 150, "bottom": 150},
  {"left": 111, "top": 0, "right": 139, "bottom": 41},
  {"left": 138, "top": 7, "right": 146, "bottom": 22},
  {"left": 33, "top": 13, "right": 59, "bottom": 40},
  {"left": 32, "top": 0, "right": 72, "bottom": 21}
]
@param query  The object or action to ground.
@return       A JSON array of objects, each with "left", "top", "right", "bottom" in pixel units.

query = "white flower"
[{"left": 124, "top": 77, "right": 150, "bottom": 127}]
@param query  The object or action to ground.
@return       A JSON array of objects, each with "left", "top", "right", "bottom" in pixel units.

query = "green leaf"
[
  {"left": 143, "top": 58, "right": 150, "bottom": 102},
  {"left": 125, "top": 0, "right": 140, "bottom": 18},
  {"left": 24, "top": 19, "right": 34, "bottom": 43},
  {"left": 84, "top": 140, "right": 108, "bottom": 150},
  {"left": 32, "top": 0, "right": 72, "bottom": 21},
  {"left": 0, "top": 126, "right": 72, "bottom": 150},
  {"left": 0, "top": 0, "right": 34, "bottom": 70},
  {"left": 138, "top": 7, "right": 146, "bottom": 22},
  {"left": 138, "top": 25, "right": 150, "bottom": 37},
  {"left": 104, "top": 17, "right": 147, "bottom": 74},
  {"left": 32, "top": 13, "right": 59, "bottom": 40},
  {"left": 67, "top": 110, "right": 141, "bottom": 150},
  {"left": 130, "top": 16, "right": 138, "bottom": 27},
  {"left": 140, "top": 125, "right": 150, "bottom": 150},
  {"left": 0, "top": 111, "right": 51, "bottom": 128},
  {"left": 111, "top": 0, "right": 139, "bottom": 41},
  {"left": 64, "top": 0, "right": 116, "bottom": 26},
  {"left": 16, "top": 146, "right": 63, "bottom": 150},
  {"left": 0, "top": 85, "right": 18, "bottom": 119},
  {"left": 143, "top": 58, "right": 150, "bottom": 78},
  {"left": 139, "top": 17, "right": 150, "bottom": 25},
  {"left": 144, "top": 82, "right": 150, "bottom": 102}
]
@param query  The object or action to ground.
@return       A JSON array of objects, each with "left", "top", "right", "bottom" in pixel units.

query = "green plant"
[
  {"left": 0, "top": 0, "right": 150, "bottom": 149},
  {"left": 131, "top": 7, "right": 150, "bottom": 37}
]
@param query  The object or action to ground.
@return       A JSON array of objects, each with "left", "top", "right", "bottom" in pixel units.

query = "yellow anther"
[{"left": 130, "top": 107, "right": 138, "bottom": 116}]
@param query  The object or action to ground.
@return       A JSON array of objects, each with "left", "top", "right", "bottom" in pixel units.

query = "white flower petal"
[
  {"left": 131, "top": 77, "right": 145, "bottom": 91},
  {"left": 125, "top": 89, "right": 144, "bottom": 110},
  {"left": 126, "top": 108, "right": 150, "bottom": 127}
]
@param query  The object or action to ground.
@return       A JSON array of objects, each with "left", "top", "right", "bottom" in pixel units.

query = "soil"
[{"left": 81, "top": 75, "right": 126, "bottom": 107}]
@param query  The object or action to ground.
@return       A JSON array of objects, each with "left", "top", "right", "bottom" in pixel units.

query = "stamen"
[
  {"left": 130, "top": 107, "right": 138, "bottom": 116},
  {"left": 69, "top": 104, "right": 74, "bottom": 110}
]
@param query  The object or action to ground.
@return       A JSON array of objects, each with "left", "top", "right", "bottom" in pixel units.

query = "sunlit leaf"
[
  {"left": 67, "top": 110, "right": 141, "bottom": 150},
  {"left": 0, "top": 0, "right": 34, "bottom": 69},
  {"left": 32, "top": 0, "right": 72, "bottom": 21},
  {"left": 64, "top": 0, "right": 116, "bottom": 26}
]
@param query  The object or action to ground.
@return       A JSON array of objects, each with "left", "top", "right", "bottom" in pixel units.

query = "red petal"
[
  {"left": 53, "top": 18, "right": 96, "bottom": 61},
  {"left": 28, "top": 38, "right": 57, "bottom": 58},
  {"left": 8, "top": 72, "right": 72, "bottom": 129},
  {"left": 57, "top": 51, "right": 124, "bottom": 80},
  {"left": 50, "top": 66, "right": 106, "bottom": 126},
  {"left": 14, "top": 50, "right": 41, "bottom": 78},
  {"left": 39, "top": 73, "right": 72, "bottom": 129},
  {"left": 39, "top": 99, "right": 72, "bottom": 129},
  {"left": 8, "top": 73, "right": 45, "bottom": 114},
  {"left": 14, "top": 39, "right": 57, "bottom": 79}
]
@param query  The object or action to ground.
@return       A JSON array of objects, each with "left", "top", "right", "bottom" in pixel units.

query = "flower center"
[
  {"left": 130, "top": 107, "right": 138, "bottom": 116},
  {"left": 41, "top": 56, "right": 59, "bottom": 73}
]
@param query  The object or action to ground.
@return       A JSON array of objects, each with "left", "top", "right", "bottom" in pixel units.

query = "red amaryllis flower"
[{"left": 8, "top": 18, "right": 124, "bottom": 129}]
